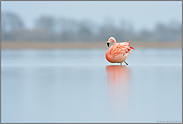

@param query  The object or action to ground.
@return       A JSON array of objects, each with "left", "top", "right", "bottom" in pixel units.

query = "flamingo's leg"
[{"left": 124, "top": 61, "right": 128, "bottom": 65}]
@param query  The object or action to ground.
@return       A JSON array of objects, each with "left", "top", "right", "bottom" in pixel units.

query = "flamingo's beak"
[{"left": 107, "top": 42, "right": 110, "bottom": 47}]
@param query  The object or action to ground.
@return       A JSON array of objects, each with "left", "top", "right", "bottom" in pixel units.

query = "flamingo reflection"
[
  {"left": 106, "top": 65, "right": 131, "bottom": 120},
  {"left": 106, "top": 65, "right": 130, "bottom": 84}
]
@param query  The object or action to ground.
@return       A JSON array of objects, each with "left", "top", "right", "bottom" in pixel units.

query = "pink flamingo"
[{"left": 105, "top": 37, "right": 135, "bottom": 65}]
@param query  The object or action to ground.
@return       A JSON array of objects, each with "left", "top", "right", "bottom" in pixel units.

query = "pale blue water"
[{"left": 1, "top": 48, "right": 182, "bottom": 123}]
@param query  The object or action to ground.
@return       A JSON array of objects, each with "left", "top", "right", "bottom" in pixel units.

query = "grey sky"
[{"left": 1, "top": 1, "right": 182, "bottom": 31}]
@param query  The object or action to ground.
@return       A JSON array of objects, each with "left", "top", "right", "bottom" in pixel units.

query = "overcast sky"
[{"left": 1, "top": 1, "right": 182, "bottom": 31}]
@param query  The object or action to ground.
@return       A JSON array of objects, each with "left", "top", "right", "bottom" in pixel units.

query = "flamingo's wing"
[
  {"left": 112, "top": 44, "right": 125, "bottom": 56},
  {"left": 112, "top": 42, "right": 131, "bottom": 56}
]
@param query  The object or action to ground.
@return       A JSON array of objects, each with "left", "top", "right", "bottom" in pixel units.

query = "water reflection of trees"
[{"left": 2, "top": 11, "right": 182, "bottom": 42}]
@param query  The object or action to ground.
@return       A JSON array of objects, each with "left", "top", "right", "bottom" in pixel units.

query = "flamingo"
[{"left": 105, "top": 37, "right": 135, "bottom": 65}]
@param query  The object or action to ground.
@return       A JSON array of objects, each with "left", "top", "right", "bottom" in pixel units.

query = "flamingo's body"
[{"left": 105, "top": 37, "right": 134, "bottom": 65}]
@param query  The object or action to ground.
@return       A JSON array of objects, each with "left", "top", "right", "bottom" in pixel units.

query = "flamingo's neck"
[
  {"left": 111, "top": 39, "right": 117, "bottom": 50},
  {"left": 112, "top": 39, "right": 117, "bottom": 46},
  {"left": 105, "top": 45, "right": 115, "bottom": 63},
  {"left": 105, "top": 38, "right": 117, "bottom": 63}
]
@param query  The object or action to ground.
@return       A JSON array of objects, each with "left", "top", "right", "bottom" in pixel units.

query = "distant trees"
[
  {"left": 58, "top": 18, "right": 83, "bottom": 41},
  {"left": 34, "top": 15, "right": 56, "bottom": 41},
  {"left": 35, "top": 15, "right": 55, "bottom": 33},
  {"left": 153, "top": 21, "right": 182, "bottom": 42},
  {"left": 2, "top": 12, "right": 24, "bottom": 32},
  {"left": 1, "top": 11, "right": 182, "bottom": 42},
  {"left": 1, "top": 12, "right": 24, "bottom": 41}
]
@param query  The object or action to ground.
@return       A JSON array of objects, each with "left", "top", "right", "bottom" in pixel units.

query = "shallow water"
[{"left": 1, "top": 48, "right": 182, "bottom": 123}]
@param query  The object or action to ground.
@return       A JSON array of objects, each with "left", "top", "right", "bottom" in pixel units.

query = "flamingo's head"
[{"left": 107, "top": 37, "right": 116, "bottom": 47}]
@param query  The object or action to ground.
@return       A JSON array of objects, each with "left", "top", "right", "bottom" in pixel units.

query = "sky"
[{"left": 1, "top": 1, "right": 182, "bottom": 31}]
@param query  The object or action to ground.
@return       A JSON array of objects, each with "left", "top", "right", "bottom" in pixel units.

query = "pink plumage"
[{"left": 105, "top": 37, "right": 134, "bottom": 64}]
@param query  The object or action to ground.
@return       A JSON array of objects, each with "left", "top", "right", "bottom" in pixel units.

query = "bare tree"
[
  {"left": 1, "top": 11, "right": 25, "bottom": 41},
  {"left": 2, "top": 11, "right": 24, "bottom": 32},
  {"left": 34, "top": 15, "right": 55, "bottom": 32},
  {"left": 34, "top": 15, "right": 56, "bottom": 41},
  {"left": 77, "top": 20, "right": 93, "bottom": 41}
]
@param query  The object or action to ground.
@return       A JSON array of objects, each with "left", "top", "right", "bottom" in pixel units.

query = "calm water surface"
[{"left": 1, "top": 48, "right": 182, "bottom": 123}]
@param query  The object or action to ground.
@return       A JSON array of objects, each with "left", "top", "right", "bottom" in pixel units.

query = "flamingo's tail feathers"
[
  {"left": 129, "top": 46, "right": 135, "bottom": 50},
  {"left": 127, "top": 41, "right": 131, "bottom": 45}
]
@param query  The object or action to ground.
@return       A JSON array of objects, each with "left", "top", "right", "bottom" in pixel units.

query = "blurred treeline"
[{"left": 1, "top": 11, "right": 182, "bottom": 42}]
